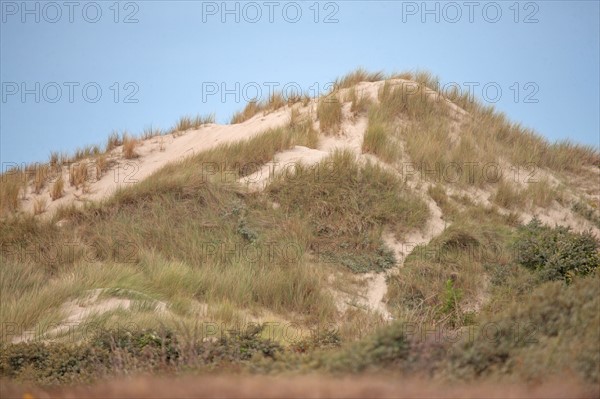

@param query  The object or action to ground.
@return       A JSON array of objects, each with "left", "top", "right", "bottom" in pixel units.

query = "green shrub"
[
  {"left": 322, "top": 321, "right": 409, "bottom": 373},
  {"left": 514, "top": 217, "right": 599, "bottom": 283},
  {"left": 0, "top": 325, "right": 282, "bottom": 384},
  {"left": 449, "top": 275, "right": 600, "bottom": 383},
  {"left": 290, "top": 327, "right": 341, "bottom": 353}
]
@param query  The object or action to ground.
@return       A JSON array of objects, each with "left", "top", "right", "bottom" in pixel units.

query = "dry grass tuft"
[
  {"left": 33, "top": 196, "right": 47, "bottom": 215},
  {"left": 0, "top": 167, "right": 23, "bottom": 215},
  {"left": 33, "top": 164, "right": 49, "bottom": 194},
  {"left": 231, "top": 93, "right": 296, "bottom": 124},
  {"left": 289, "top": 107, "right": 319, "bottom": 149},
  {"left": 172, "top": 114, "right": 215, "bottom": 135},
  {"left": 142, "top": 126, "right": 163, "bottom": 140},
  {"left": 50, "top": 174, "right": 65, "bottom": 201},
  {"left": 361, "top": 118, "right": 399, "bottom": 163},
  {"left": 334, "top": 68, "right": 385, "bottom": 90},
  {"left": 231, "top": 101, "right": 262, "bottom": 124},
  {"left": 346, "top": 87, "right": 373, "bottom": 115},
  {"left": 95, "top": 155, "right": 109, "bottom": 180},
  {"left": 106, "top": 131, "right": 122, "bottom": 152},
  {"left": 69, "top": 162, "right": 89, "bottom": 189},
  {"left": 317, "top": 95, "right": 342, "bottom": 134},
  {"left": 122, "top": 137, "right": 139, "bottom": 159}
]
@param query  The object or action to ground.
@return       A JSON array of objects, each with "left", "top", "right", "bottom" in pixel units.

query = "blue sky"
[{"left": 1, "top": 0, "right": 599, "bottom": 166}]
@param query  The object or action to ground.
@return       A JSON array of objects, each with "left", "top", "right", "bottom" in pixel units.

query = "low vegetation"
[
  {"left": 267, "top": 149, "right": 429, "bottom": 273},
  {"left": 514, "top": 218, "right": 599, "bottom": 283},
  {"left": 230, "top": 93, "right": 304, "bottom": 124},
  {"left": 449, "top": 275, "right": 599, "bottom": 383},
  {"left": 122, "top": 136, "right": 139, "bottom": 159},
  {"left": 361, "top": 110, "right": 399, "bottom": 163},
  {"left": 50, "top": 175, "right": 64, "bottom": 201}
]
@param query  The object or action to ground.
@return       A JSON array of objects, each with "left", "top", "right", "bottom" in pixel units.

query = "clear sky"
[{"left": 1, "top": 0, "right": 599, "bottom": 166}]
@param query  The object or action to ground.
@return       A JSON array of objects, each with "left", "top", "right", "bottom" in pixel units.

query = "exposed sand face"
[{"left": 19, "top": 106, "right": 293, "bottom": 218}]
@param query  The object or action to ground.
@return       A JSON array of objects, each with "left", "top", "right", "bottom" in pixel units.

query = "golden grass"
[
  {"left": 122, "top": 137, "right": 139, "bottom": 159},
  {"left": 33, "top": 164, "right": 49, "bottom": 194},
  {"left": 231, "top": 100, "right": 261, "bottom": 124},
  {"left": 492, "top": 180, "right": 525, "bottom": 209},
  {"left": 69, "top": 162, "right": 89, "bottom": 189},
  {"left": 49, "top": 151, "right": 60, "bottom": 167},
  {"left": 317, "top": 95, "right": 342, "bottom": 134},
  {"left": 0, "top": 167, "right": 23, "bottom": 215},
  {"left": 33, "top": 196, "right": 47, "bottom": 215},
  {"left": 493, "top": 178, "right": 561, "bottom": 210},
  {"left": 106, "top": 131, "right": 122, "bottom": 152},
  {"left": 346, "top": 87, "right": 372, "bottom": 115},
  {"left": 50, "top": 174, "right": 64, "bottom": 201},
  {"left": 142, "top": 126, "right": 163, "bottom": 140},
  {"left": 172, "top": 114, "right": 215, "bottom": 135},
  {"left": 95, "top": 154, "right": 109, "bottom": 180},
  {"left": 334, "top": 68, "right": 385, "bottom": 90},
  {"left": 230, "top": 93, "right": 295, "bottom": 124},
  {"left": 289, "top": 107, "right": 319, "bottom": 149}
]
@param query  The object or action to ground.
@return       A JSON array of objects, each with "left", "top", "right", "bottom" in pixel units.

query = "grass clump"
[
  {"left": 170, "top": 114, "right": 214, "bottom": 135},
  {"left": 288, "top": 107, "right": 319, "bottom": 149},
  {"left": 33, "top": 197, "right": 47, "bottom": 215},
  {"left": 94, "top": 155, "right": 110, "bottom": 180},
  {"left": 267, "top": 150, "right": 429, "bottom": 273},
  {"left": 69, "top": 162, "right": 89, "bottom": 189},
  {"left": 361, "top": 113, "right": 400, "bottom": 163},
  {"left": 106, "top": 131, "right": 122, "bottom": 152},
  {"left": 346, "top": 87, "right": 373, "bottom": 115},
  {"left": 231, "top": 93, "right": 293, "bottom": 124},
  {"left": 231, "top": 101, "right": 262, "bottom": 124},
  {"left": 32, "top": 164, "right": 49, "bottom": 194},
  {"left": 50, "top": 174, "right": 64, "bottom": 201},
  {"left": 492, "top": 180, "right": 525, "bottom": 209},
  {"left": 122, "top": 136, "right": 139, "bottom": 159},
  {"left": 333, "top": 68, "right": 385, "bottom": 90},
  {"left": 141, "top": 126, "right": 163, "bottom": 140},
  {"left": 0, "top": 167, "right": 23, "bottom": 216},
  {"left": 317, "top": 95, "right": 342, "bottom": 134},
  {"left": 386, "top": 220, "right": 513, "bottom": 326}
]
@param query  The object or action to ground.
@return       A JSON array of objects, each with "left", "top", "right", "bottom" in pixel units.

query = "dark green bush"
[
  {"left": 449, "top": 275, "right": 600, "bottom": 383},
  {"left": 0, "top": 341, "right": 110, "bottom": 384},
  {"left": 0, "top": 325, "right": 282, "bottom": 385},
  {"left": 290, "top": 327, "right": 341, "bottom": 353},
  {"left": 514, "top": 217, "right": 599, "bottom": 283},
  {"left": 321, "top": 321, "right": 409, "bottom": 373}
]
